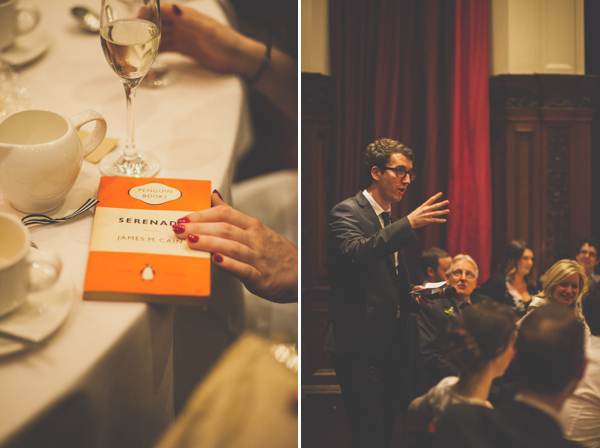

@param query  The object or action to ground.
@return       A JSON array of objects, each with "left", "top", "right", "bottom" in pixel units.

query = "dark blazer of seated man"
[
  {"left": 324, "top": 138, "right": 449, "bottom": 448},
  {"left": 414, "top": 254, "right": 489, "bottom": 394},
  {"left": 436, "top": 304, "right": 587, "bottom": 448}
]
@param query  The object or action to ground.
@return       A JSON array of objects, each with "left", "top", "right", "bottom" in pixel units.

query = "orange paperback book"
[{"left": 83, "top": 177, "right": 211, "bottom": 306}]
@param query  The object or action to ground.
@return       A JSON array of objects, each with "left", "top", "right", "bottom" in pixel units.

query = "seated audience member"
[
  {"left": 415, "top": 255, "right": 491, "bottom": 390},
  {"left": 421, "top": 247, "right": 452, "bottom": 284},
  {"left": 154, "top": 333, "right": 297, "bottom": 448},
  {"left": 478, "top": 240, "right": 539, "bottom": 317},
  {"left": 437, "top": 304, "right": 587, "bottom": 448},
  {"left": 519, "top": 259, "right": 586, "bottom": 324},
  {"left": 160, "top": 3, "right": 298, "bottom": 181},
  {"left": 575, "top": 237, "right": 600, "bottom": 284},
  {"left": 408, "top": 300, "right": 517, "bottom": 425},
  {"left": 173, "top": 191, "right": 298, "bottom": 303},
  {"left": 159, "top": 3, "right": 297, "bottom": 120},
  {"left": 560, "top": 279, "right": 600, "bottom": 448}
]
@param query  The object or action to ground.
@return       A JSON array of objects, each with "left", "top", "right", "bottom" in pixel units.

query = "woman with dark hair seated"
[
  {"left": 478, "top": 240, "right": 539, "bottom": 317},
  {"left": 407, "top": 299, "right": 517, "bottom": 426}
]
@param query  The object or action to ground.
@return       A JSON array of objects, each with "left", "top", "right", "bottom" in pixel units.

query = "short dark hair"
[
  {"left": 443, "top": 299, "right": 517, "bottom": 375},
  {"left": 582, "top": 279, "right": 600, "bottom": 336},
  {"left": 576, "top": 236, "right": 600, "bottom": 257},
  {"left": 363, "top": 138, "right": 413, "bottom": 183},
  {"left": 421, "top": 247, "right": 450, "bottom": 277},
  {"left": 516, "top": 305, "right": 585, "bottom": 394}
]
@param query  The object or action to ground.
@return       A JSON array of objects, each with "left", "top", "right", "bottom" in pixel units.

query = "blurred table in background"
[{"left": 0, "top": 0, "right": 252, "bottom": 446}]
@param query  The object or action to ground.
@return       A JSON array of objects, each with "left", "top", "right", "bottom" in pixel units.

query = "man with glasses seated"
[
  {"left": 575, "top": 237, "right": 600, "bottom": 284},
  {"left": 325, "top": 137, "right": 449, "bottom": 448},
  {"left": 415, "top": 255, "right": 491, "bottom": 392}
]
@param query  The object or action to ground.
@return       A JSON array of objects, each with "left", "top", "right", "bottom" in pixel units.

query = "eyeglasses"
[
  {"left": 579, "top": 249, "right": 598, "bottom": 258},
  {"left": 382, "top": 166, "right": 416, "bottom": 181},
  {"left": 449, "top": 269, "right": 476, "bottom": 280}
]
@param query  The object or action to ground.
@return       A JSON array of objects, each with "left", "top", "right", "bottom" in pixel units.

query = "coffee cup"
[
  {"left": 0, "top": 109, "right": 107, "bottom": 213},
  {"left": 0, "top": 0, "right": 40, "bottom": 51},
  {"left": 0, "top": 212, "right": 62, "bottom": 317}
]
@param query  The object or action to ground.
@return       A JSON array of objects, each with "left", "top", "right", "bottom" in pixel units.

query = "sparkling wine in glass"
[{"left": 99, "top": 0, "right": 161, "bottom": 177}]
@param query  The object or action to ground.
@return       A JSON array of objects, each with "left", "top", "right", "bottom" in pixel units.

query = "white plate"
[
  {"left": 0, "top": 28, "right": 51, "bottom": 67},
  {"left": 0, "top": 268, "right": 74, "bottom": 356}
]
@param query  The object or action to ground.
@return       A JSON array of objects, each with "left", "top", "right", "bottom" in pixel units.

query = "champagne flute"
[{"left": 99, "top": 0, "right": 161, "bottom": 177}]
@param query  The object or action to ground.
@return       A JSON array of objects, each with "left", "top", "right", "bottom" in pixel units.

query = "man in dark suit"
[
  {"left": 436, "top": 304, "right": 587, "bottom": 448},
  {"left": 324, "top": 138, "right": 449, "bottom": 448},
  {"left": 421, "top": 247, "right": 452, "bottom": 284},
  {"left": 414, "top": 254, "right": 488, "bottom": 393}
]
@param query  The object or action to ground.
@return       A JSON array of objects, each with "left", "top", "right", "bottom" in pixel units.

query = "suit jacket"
[
  {"left": 415, "top": 294, "right": 487, "bottom": 391},
  {"left": 323, "top": 192, "right": 418, "bottom": 361},
  {"left": 436, "top": 400, "right": 583, "bottom": 448}
]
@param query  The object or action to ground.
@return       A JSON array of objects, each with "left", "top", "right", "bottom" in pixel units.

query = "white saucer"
[
  {"left": 0, "top": 28, "right": 51, "bottom": 67},
  {"left": 0, "top": 268, "right": 74, "bottom": 356}
]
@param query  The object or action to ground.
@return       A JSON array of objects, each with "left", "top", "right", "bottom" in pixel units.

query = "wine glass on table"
[{"left": 99, "top": 0, "right": 161, "bottom": 177}]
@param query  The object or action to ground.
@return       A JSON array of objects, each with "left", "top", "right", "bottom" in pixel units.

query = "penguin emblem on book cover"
[{"left": 141, "top": 264, "right": 155, "bottom": 281}]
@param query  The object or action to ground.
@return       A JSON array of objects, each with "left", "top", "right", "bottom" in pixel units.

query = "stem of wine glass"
[{"left": 123, "top": 81, "right": 139, "bottom": 160}]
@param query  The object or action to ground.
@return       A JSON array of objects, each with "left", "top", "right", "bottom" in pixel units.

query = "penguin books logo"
[
  {"left": 128, "top": 182, "right": 182, "bottom": 205},
  {"left": 141, "top": 264, "right": 155, "bottom": 281}
]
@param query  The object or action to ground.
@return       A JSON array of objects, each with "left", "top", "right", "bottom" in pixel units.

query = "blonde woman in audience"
[
  {"left": 520, "top": 259, "right": 587, "bottom": 324},
  {"left": 407, "top": 300, "right": 517, "bottom": 426}
]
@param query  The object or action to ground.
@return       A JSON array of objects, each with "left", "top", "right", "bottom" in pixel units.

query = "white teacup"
[
  {"left": 0, "top": 109, "right": 107, "bottom": 213},
  {"left": 0, "top": 212, "right": 62, "bottom": 317},
  {"left": 0, "top": 0, "right": 40, "bottom": 51}
]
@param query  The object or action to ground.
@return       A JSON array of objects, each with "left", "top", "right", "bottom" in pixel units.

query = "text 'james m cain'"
[{"left": 116, "top": 236, "right": 184, "bottom": 243}]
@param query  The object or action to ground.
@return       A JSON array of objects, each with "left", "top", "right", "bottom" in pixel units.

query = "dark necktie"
[
  {"left": 381, "top": 212, "right": 390, "bottom": 227},
  {"left": 459, "top": 302, "right": 471, "bottom": 313}
]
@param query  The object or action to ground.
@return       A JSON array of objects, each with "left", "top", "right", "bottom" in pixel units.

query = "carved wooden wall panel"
[
  {"left": 301, "top": 73, "right": 333, "bottom": 289},
  {"left": 301, "top": 73, "right": 338, "bottom": 392},
  {"left": 490, "top": 74, "right": 597, "bottom": 276}
]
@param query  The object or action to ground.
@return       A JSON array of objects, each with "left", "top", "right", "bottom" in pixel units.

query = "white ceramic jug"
[{"left": 0, "top": 109, "right": 107, "bottom": 213}]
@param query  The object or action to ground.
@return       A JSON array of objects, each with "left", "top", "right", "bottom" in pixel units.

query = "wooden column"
[
  {"left": 301, "top": 73, "right": 339, "bottom": 393},
  {"left": 489, "top": 74, "right": 598, "bottom": 276}
]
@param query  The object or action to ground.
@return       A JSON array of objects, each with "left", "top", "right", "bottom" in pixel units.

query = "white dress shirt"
[
  {"left": 362, "top": 190, "right": 398, "bottom": 268},
  {"left": 560, "top": 335, "right": 600, "bottom": 448}
]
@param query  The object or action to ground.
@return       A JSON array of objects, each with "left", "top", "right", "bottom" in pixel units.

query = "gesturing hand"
[
  {"left": 172, "top": 191, "right": 298, "bottom": 303},
  {"left": 407, "top": 192, "right": 449, "bottom": 229}
]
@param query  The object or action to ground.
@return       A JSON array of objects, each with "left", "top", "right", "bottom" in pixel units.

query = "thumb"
[{"left": 211, "top": 189, "right": 226, "bottom": 207}]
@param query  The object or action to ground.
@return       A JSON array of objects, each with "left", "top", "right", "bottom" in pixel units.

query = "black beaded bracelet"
[{"left": 246, "top": 38, "right": 272, "bottom": 85}]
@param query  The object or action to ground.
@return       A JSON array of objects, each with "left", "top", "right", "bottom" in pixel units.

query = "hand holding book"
[{"left": 172, "top": 191, "right": 298, "bottom": 304}]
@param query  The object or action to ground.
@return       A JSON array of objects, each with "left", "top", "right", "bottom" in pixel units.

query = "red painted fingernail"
[
  {"left": 172, "top": 4, "right": 182, "bottom": 15},
  {"left": 177, "top": 217, "right": 190, "bottom": 223},
  {"left": 213, "top": 189, "right": 223, "bottom": 200},
  {"left": 213, "top": 253, "right": 223, "bottom": 263},
  {"left": 187, "top": 234, "right": 199, "bottom": 243},
  {"left": 172, "top": 224, "right": 185, "bottom": 234}
]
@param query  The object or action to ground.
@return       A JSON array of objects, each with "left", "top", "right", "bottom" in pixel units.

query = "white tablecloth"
[{"left": 0, "top": 0, "right": 252, "bottom": 446}]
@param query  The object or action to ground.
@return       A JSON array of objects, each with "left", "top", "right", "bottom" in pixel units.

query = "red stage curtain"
[
  {"left": 329, "top": 0, "right": 492, "bottom": 282},
  {"left": 446, "top": 0, "right": 492, "bottom": 281}
]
